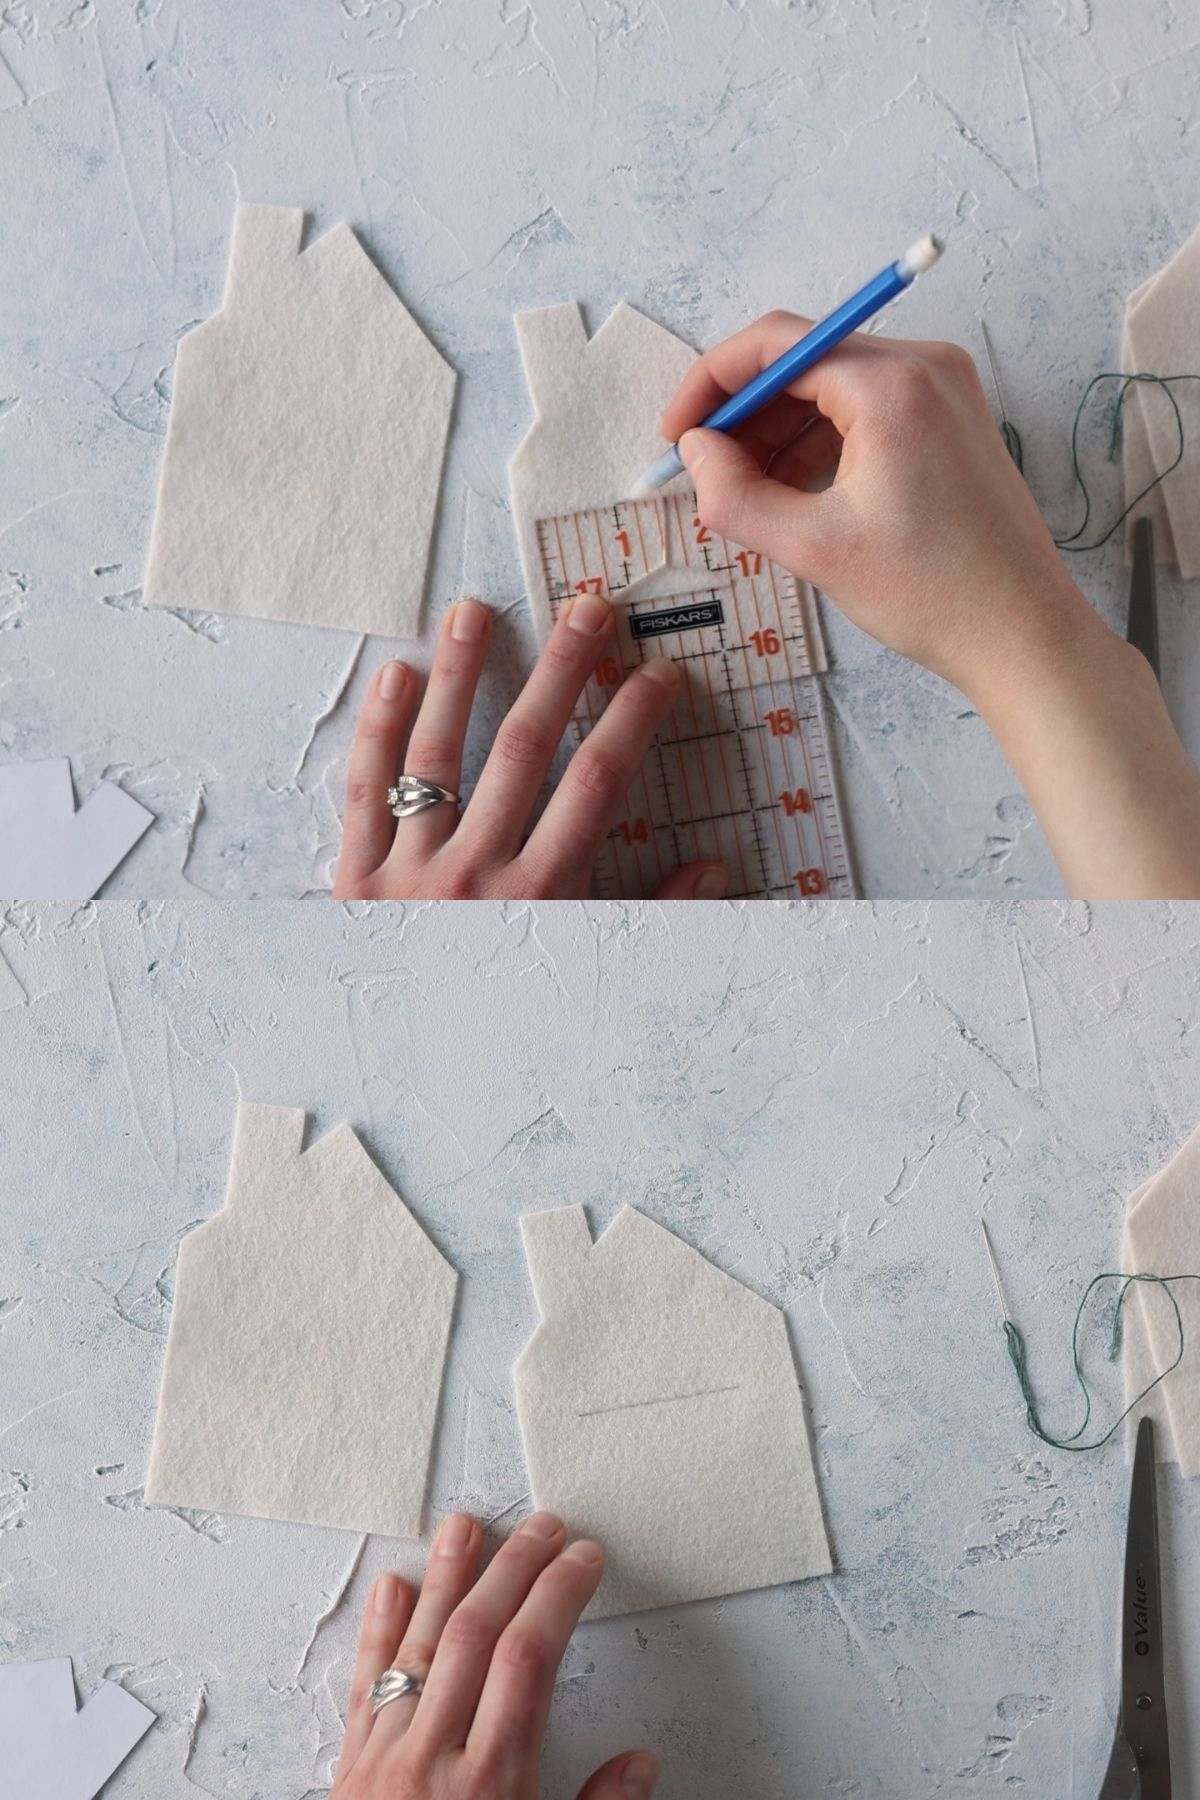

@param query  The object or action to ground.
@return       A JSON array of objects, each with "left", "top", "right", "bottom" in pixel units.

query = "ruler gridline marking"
[{"left": 537, "top": 492, "right": 855, "bottom": 901}]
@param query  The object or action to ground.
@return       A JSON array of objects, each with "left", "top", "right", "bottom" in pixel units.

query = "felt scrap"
[
  {"left": 0, "top": 1657, "right": 155, "bottom": 1800},
  {"left": 1122, "top": 224, "right": 1200, "bottom": 576},
  {"left": 146, "top": 1103, "right": 457, "bottom": 1536},
  {"left": 144, "top": 202, "right": 455, "bottom": 638},
  {"left": 513, "top": 1203, "right": 831, "bottom": 1620},
  {"left": 1123, "top": 1123, "right": 1200, "bottom": 1474},
  {"left": 1120, "top": 310, "right": 1176, "bottom": 568},
  {"left": 0, "top": 757, "right": 153, "bottom": 899}
]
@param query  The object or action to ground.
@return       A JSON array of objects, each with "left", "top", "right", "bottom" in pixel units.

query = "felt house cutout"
[
  {"left": 0, "top": 1657, "right": 155, "bottom": 1800},
  {"left": 508, "top": 300, "right": 697, "bottom": 641},
  {"left": 146, "top": 1103, "right": 457, "bottom": 1537},
  {"left": 0, "top": 757, "right": 153, "bottom": 899},
  {"left": 144, "top": 202, "right": 455, "bottom": 638},
  {"left": 514, "top": 1204, "right": 831, "bottom": 1619}
]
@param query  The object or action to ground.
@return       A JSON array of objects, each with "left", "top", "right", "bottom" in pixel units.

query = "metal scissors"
[
  {"left": 1098, "top": 1417, "right": 1171, "bottom": 1798},
  {"left": 1126, "top": 517, "right": 1160, "bottom": 680}
]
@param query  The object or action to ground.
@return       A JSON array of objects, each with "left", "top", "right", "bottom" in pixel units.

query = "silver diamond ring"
[
  {"left": 387, "top": 775, "right": 460, "bottom": 819},
  {"left": 369, "top": 1668, "right": 423, "bottom": 1715}
]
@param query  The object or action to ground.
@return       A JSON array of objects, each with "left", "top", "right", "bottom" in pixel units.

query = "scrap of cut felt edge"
[
  {"left": 144, "top": 1102, "right": 457, "bottom": 1536},
  {"left": 1120, "top": 311, "right": 1176, "bottom": 568},
  {"left": 143, "top": 202, "right": 455, "bottom": 637},
  {"left": 1123, "top": 1121, "right": 1200, "bottom": 1474},
  {"left": 0, "top": 1657, "right": 155, "bottom": 1800},
  {"left": 508, "top": 300, "right": 697, "bottom": 643},
  {"left": 513, "top": 1203, "right": 831, "bottom": 1621},
  {"left": 0, "top": 758, "right": 154, "bottom": 899},
  {"left": 1122, "top": 220, "right": 1200, "bottom": 575}
]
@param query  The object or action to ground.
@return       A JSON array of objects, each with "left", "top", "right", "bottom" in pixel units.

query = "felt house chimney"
[{"left": 520, "top": 1203, "right": 595, "bottom": 1318}]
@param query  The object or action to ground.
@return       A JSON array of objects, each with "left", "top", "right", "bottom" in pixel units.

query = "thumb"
[
  {"left": 679, "top": 426, "right": 816, "bottom": 574},
  {"left": 651, "top": 861, "right": 728, "bottom": 901},
  {"left": 576, "top": 1750, "right": 659, "bottom": 1800}
]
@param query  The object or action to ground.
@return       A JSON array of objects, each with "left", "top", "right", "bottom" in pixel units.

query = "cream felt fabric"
[
  {"left": 508, "top": 301, "right": 697, "bottom": 642},
  {"left": 1120, "top": 310, "right": 1176, "bottom": 568},
  {"left": 513, "top": 1203, "right": 831, "bottom": 1620},
  {"left": 146, "top": 1104, "right": 457, "bottom": 1536},
  {"left": 1123, "top": 1125, "right": 1200, "bottom": 1474},
  {"left": 0, "top": 758, "right": 153, "bottom": 899},
  {"left": 1122, "top": 228, "right": 1200, "bottom": 575},
  {"left": 0, "top": 1657, "right": 154, "bottom": 1800},
  {"left": 144, "top": 203, "right": 455, "bottom": 638}
]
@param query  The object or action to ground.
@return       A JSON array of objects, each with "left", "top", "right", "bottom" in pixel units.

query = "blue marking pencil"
[{"left": 631, "top": 232, "right": 945, "bottom": 497}]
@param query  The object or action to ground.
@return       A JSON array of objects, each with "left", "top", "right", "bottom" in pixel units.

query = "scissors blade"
[
  {"left": 1127, "top": 516, "right": 1160, "bottom": 680},
  {"left": 1120, "top": 1417, "right": 1171, "bottom": 1798},
  {"left": 1097, "top": 1726, "right": 1140, "bottom": 1800}
]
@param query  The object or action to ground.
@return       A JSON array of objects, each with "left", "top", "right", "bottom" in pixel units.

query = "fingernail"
[
  {"left": 378, "top": 659, "right": 408, "bottom": 701},
  {"left": 621, "top": 1752, "right": 659, "bottom": 1798},
  {"left": 437, "top": 1512, "right": 474, "bottom": 1553},
  {"left": 449, "top": 599, "right": 487, "bottom": 644},
  {"left": 563, "top": 1538, "right": 603, "bottom": 1568},
  {"left": 520, "top": 1511, "right": 565, "bottom": 1541},
  {"left": 679, "top": 429, "right": 706, "bottom": 470},
  {"left": 374, "top": 1572, "right": 400, "bottom": 1614},
  {"left": 693, "top": 866, "right": 727, "bottom": 900},
  {"left": 640, "top": 657, "right": 680, "bottom": 690},
  {"left": 566, "top": 594, "right": 611, "bottom": 635}
]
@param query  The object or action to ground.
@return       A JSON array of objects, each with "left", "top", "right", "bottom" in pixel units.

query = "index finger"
[{"left": 660, "top": 311, "right": 881, "bottom": 442}]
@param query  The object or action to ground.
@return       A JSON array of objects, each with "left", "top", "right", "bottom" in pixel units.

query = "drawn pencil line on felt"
[{"left": 577, "top": 1382, "right": 743, "bottom": 1419}]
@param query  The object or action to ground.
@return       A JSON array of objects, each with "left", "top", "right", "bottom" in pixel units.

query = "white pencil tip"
[
  {"left": 899, "top": 233, "right": 944, "bottom": 278},
  {"left": 629, "top": 444, "right": 685, "bottom": 498}
]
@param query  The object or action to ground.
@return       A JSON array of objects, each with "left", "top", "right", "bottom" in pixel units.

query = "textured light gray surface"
[
  {"left": 4, "top": 0, "right": 1199, "bottom": 897},
  {"left": 1, "top": 899, "right": 1198, "bottom": 1796}
]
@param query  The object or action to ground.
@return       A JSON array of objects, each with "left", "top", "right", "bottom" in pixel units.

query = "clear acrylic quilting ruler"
[{"left": 536, "top": 488, "right": 856, "bottom": 899}]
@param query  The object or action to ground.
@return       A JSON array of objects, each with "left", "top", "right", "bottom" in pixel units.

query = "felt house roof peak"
[{"left": 520, "top": 1202, "right": 763, "bottom": 1325}]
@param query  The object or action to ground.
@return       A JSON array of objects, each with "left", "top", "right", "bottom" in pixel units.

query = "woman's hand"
[
  {"left": 333, "top": 596, "right": 727, "bottom": 900},
  {"left": 330, "top": 1512, "right": 658, "bottom": 1800},
  {"left": 663, "top": 315, "right": 1110, "bottom": 710},
  {"left": 662, "top": 315, "right": 1200, "bottom": 898}
]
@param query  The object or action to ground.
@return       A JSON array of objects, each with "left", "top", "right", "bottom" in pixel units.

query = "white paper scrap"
[
  {"left": 0, "top": 758, "right": 153, "bottom": 899},
  {"left": 146, "top": 1103, "right": 457, "bottom": 1536},
  {"left": 144, "top": 202, "right": 456, "bottom": 638},
  {"left": 1124, "top": 1124, "right": 1200, "bottom": 1474},
  {"left": 0, "top": 1657, "right": 155, "bottom": 1800},
  {"left": 508, "top": 301, "right": 697, "bottom": 642},
  {"left": 513, "top": 1203, "right": 831, "bottom": 1619}
]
